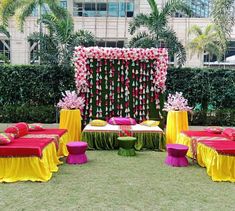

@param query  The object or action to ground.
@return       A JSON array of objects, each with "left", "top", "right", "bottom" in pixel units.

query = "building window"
[
  {"left": 0, "top": 40, "right": 10, "bottom": 64},
  {"left": 108, "top": 3, "right": 119, "bottom": 17},
  {"left": 32, "top": 4, "right": 50, "bottom": 16},
  {"left": 97, "top": 3, "right": 107, "bottom": 17},
  {"left": 32, "top": 1, "right": 67, "bottom": 16},
  {"left": 97, "top": 40, "right": 124, "bottom": 48},
  {"left": 204, "top": 53, "right": 217, "bottom": 63},
  {"left": 73, "top": 1, "right": 134, "bottom": 17},
  {"left": 225, "top": 41, "right": 235, "bottom": 60},
  {"left": 29, "top": 41, "right": 39, "bottom": 64},
  {"left": 173, "top": 0, "right": 211, "bottom": 18},
  {"left": 60, "top": 0, "right": 67, "bottom": 9},
  {"left": 126, "top": 2, "right": 134, "bottom": 17}
]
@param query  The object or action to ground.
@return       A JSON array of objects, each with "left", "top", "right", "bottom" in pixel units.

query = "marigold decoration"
[
  {"left": 57, "top": 90, "right": 85, "bottom": 110},
  {"left": 163, "top": 92, "right": 192, "bottom": 112}
]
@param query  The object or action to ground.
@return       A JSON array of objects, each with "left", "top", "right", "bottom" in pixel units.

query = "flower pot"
[
  {"left": 59, "top": 109, "right": 82, "bottom": 141},
  {"left": 166, "top": 111, "right": 189, "bottom": 144}
]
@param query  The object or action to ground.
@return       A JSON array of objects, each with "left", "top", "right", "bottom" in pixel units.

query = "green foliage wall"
[
  {"left": 0, "top": 65, "right": 234, "bottom": 126},
  {"left": 166, "top": 67, "right": 235, "bottom": 126},
  {"left": 166, "top": 68, "right": 235, "bottom": 109},
  {"left": 0, "top": 65, "right": 75, "bottom": 123},
  {"left": 0, "top": 65, "right": 75, "bottom": 105}
]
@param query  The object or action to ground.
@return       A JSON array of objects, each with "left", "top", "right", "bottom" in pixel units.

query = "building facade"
[{"left": 0, "top": 0, "right": 235, "bottom": 66}]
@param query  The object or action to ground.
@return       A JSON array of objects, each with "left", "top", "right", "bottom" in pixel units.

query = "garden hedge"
[
  {"left": 166, "top": 68, "right": 235, "bottom": 110},
  {"left": 0, "top": 65, "right": 75, "bottom": 106},
  {"left": 0, "top": 65, "right": 234, "bottom": 126}
]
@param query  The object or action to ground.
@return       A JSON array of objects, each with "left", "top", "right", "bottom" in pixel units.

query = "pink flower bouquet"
[
  {"left": 57, "top": 91, "right": 85, "bottom": 110},
  {"left": 163, "top": 92, "right": 192, "bottom": 112}
]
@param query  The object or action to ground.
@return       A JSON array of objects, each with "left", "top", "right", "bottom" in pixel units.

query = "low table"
[
  {"left": 66, "top": 142, "right": 88, "bottom": 164},
  {"left": 82, "top": 124, "right": 165, "bottom": 150},
  {"left": 117, "top": 136, "right": 137, "bottom": 156},
  {"left": 165, "top": 144, "right": 189, "bottom": 167}
]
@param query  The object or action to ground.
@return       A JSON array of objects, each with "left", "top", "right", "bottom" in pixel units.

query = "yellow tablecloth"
[
  {"left": 59, "top": 109, "right": 82, "bottom": 142},
  {"left": 166, "top": 111, "right": 188, "bottom": 144},
  {"left": 176, "top": 133, "right": 193, "bottom": 158},
  {"left": 197, "top": 143, "right": 235, "bottom": 182},
  {"left": 57, "top": 132, "right": 69, "bottom": 157},
  {"left": 0, "top": 143, "right": 61, "bottom": 183}
]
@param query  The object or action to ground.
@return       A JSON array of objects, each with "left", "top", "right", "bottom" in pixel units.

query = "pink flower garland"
[{"left": 73, "top": 47, "right": 168, "bottom": 94}]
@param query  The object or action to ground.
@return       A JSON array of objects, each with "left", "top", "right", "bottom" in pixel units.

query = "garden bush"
[
  {"left": 191, "top": 109, "right": 235, "bottom": 126},
  {"left": 166, "top": 67, "right": 235, "bottom": 109},
  {"left": 0, "top": 65, "right": 75, "bottom": 105},
  {"left": 0, "top": 65, "right": 234, "bottom": 126},
  {"left": 0, "top": 104, "right": 58, "bottom": 123}
]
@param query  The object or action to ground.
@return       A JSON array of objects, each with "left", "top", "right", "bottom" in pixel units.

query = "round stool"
[
  {"left": 66, "top": 142, "right": 88, "bottom": 164},
  {"left": 165, "top": 144, "right": 189, "bottom": 167},
  {"left": 117, "top": 136, "right": 136, "bottom": 156}
]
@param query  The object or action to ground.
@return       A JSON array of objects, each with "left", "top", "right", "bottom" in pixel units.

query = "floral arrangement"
[
  {"left": 73, "top": 46, "right": 168, "bottom": 93},
  {"left": 163, "top": 92, "right": 192, "bottom": 112},
  {"left": 57, "top": 90, "right": 85, "bottom": 110}
]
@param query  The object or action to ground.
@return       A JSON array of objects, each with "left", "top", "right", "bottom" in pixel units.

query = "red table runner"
[
  {"left": 181, "top": 130, "right": 232, "bottom": 160},
  {"left": 119, "top": 125, "right": 132, "bottom": 137},
  {"left": 181, "top": 130, "right": 225, "bottom": 138},
  {"left": 28, "top": 128, "right": 67, "bottom": 137}
]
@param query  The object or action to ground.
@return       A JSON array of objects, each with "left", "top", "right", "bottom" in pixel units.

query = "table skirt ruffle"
[
  {"left": 0, "top": 143, "right": 62, "bottom": 183},
  {"left": 57, "top": 132, "right": 69, "bottom": 157},
  {"left": 197, "top": 143, "right": 235, "bottom": 182},
  {"left": 176, "top": 133, "right": 193, "bottom": 158},
  {"left": 81, "top": 131, "right": 165, "bottom": 151}
]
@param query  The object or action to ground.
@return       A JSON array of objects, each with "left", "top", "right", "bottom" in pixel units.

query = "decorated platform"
[
  {"left": 0, "top": 124, "right": 69, "bottom": 183},
  {"left": 82, "top": 123, "right": 165, "bottom": 150},
  {"left": 177, "top": 129, "right": 235, "bottom": 182}
]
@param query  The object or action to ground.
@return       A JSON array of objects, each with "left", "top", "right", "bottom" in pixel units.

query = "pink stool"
[
  {"left": 66, "top": 142, "right": 88, "bottom": 164},
  {"left": 165, "top": 144, "right": 189, "bottom": 167}
]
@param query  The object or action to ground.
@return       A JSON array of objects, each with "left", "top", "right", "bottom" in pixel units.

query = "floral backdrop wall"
[{"left": 73, "top": 47, "right": 168, "bottom": 125}]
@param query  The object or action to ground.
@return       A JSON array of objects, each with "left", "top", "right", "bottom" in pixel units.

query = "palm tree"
[
  {"left": 0, "top": 0, "right": 67, "bottom": 64},
  {"left": 212, "top": 0, "right": 235, "bottom": 54},
  {"left": 0, "top": 25, "right": 10, "bottom": 38},
  {"left": 129, "top": 0, "right": 191, "bottom": 66},
  {"left": 27, "top": 12, "right": 96, "bottom": 67},
  {"left": 0, "top": 0, "right": 66, "bottom": 31},
  {"left": 188, "top": 24, "right": 222, "bottom": 66}
]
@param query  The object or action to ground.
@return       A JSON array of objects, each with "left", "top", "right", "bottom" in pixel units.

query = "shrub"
[
  {"left": 0, "top": 104, "right": 57, "bottom": 123},
  {"left": 0, "top": 65, "right": 75, "bottom": 106},
  {"left": 0, "top": 65, "right": 234, "bottom": 126},
  {"left": 166, "top": 67, "right": 235, "bottom": 110},
  {"left": 191, "top": 109, "right": 235, "bottom": 126}
]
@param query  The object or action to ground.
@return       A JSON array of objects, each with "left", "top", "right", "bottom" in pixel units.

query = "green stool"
[{"left": 117, "top": 136, "right": 137, "bottom": 156}]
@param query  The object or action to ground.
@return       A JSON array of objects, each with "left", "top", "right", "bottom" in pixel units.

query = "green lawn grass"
[{"left": 0, "top": 151, "right": 234, "bottom": 211}]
